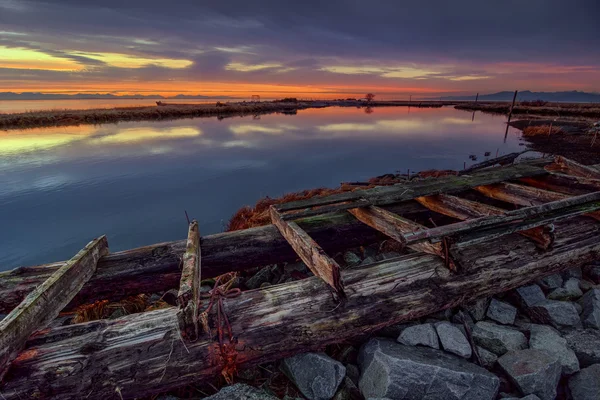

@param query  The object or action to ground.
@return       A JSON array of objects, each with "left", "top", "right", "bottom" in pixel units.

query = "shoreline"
[{"left": 0, "top": 99, "right": 450, "bottom": 130}]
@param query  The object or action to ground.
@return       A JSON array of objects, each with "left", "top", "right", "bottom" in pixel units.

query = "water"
[{"left": 0, "top": 106, "right": 525, "bottom": 271}]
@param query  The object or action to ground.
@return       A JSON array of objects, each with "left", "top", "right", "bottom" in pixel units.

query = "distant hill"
[
  {"left": 0, "top": 92, "right": 235, "bottom": 100},
  {"left": 439, "top": 91, "right": 600, "bottom": 103}
]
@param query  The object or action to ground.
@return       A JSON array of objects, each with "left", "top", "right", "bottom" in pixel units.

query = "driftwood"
[
  {"left": 520, "top": 173, "right": 600, "bottom": 196},
  {"left": 458, "top": 151, "right": 529, "bottom": 175},
  {"left": 0, "top": 237, "right": 108, "bottom": 380},
  {"left": 548, "top": 156, "right": 600, "bottom": 179},
  {"left": 2, "top": 218, "right": 599, "bottom": 399},
  {"left": 0, "top": 161, "right": 550, "bottom": 313},
  {"left": 176, "top": 221, "right": 201, "bottom": 340}
]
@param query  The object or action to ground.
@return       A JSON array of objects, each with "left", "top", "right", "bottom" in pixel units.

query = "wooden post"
[
  {"left": 270, "top": 206, "right": 346, "bottom": 301},
  {"left": 508, "top": 90, "right": 518, "bottom": 121},
  {"left": 475, "top": 93, "right": 479, "bottom": 103},
  {"left": 0, "top": 236, "right": 108, "bottom": 380},
  {"left": 177, "top": 220, "right": 201, "bottom": 340}
]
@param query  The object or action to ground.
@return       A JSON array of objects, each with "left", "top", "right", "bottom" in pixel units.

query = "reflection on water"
[{"left": 0, "top": 106, "right": 524, "bottom": 270}]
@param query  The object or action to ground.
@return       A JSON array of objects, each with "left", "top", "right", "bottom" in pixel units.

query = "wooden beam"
[
  {"left": 403, "top": 191, "right": 600, "bottom": 247},
  {"left": 475, "top": 182, "right": 600, "bottom": 222},
  {"left": 347, "top": 206, "right": 454, "bottom": 269},
  {"left": 415, "top": 194, "right": 554, "bottom": 249},
  {"left": 2, "top": 218, "right": 600, "bottom": 399},
  {"left": 547, "top": 156, "right": 600, "bottom": 179},
  {"left": 520, "top": 173, "right": 600, "bottom": 196},
  {"left": 458, "top": 151, "right": 529, "bottom": 175},
  {"left": 276, "top": 161, "right": 549, "bottom": 217},
  {"left": 270, "top": 206, "right": 346, "bottom": 300},
  {"left": 0, "top": 236, "right": 108, "bottom": 380},
  {"left": 177, "top": 220, "right": 201, "bottom": 340}
]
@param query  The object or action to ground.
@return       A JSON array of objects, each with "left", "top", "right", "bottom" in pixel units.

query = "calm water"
[{"left": 0, "top": 106, "right": 525, "bottom": 271}]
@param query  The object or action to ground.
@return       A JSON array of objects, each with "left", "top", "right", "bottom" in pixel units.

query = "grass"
[
  {"left": 522, "top": 125, "right": 565, "bottom": 136},
  {"left": 455, "top": 101, "right": 600, "bottom": 118}
]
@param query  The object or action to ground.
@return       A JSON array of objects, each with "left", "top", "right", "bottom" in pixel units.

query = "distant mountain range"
[
  {"left": 0, "top": 92, "right": 236, "bottom": 100},
  {"left": 438, "top": 90, "right": 600, "bottom": 103}
]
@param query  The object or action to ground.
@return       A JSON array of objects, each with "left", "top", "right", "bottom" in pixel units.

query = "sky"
[{"left": 0, "top": 0, "right": 599, "bottom": 99}]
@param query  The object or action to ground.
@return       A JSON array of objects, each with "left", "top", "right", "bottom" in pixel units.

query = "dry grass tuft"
[
  {"left": 522, "top": 125, "right": 564, "bottom": 137},
  {"left": 72, "top": 294, "right": 171, "bottom": 323}
]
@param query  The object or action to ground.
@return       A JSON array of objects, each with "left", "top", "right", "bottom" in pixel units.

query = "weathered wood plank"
[
  {"left": 347, "top": 206, "right": 451, "bottom": 266},
  {"left": 270, "top": 206, "right": 346, "bottom": 300},
  {"left": 0, "top": 202, "right": 429, "bottom": 314},
  {"left": 2, "top": 218, "right": 600, "bottom": 399},
  {"left": 403, "top": 191, "right": 600, "bottom": 246},
  {"left": 475, "top": 182, "right": 600, "bottom": 221},
  {"left": 458, "top": 151, "right": 529, "bottom": 175},
  {"left": 547, "top": 156, "right": 600, "bottom": 179},
  {"left": 520, "top": 173, "right": 600, "bottom": 196},
  {"left": 0, "top": 236, "right": 108, "bottom": 380},
  {"left": 276, "top": 161, "right": 549, "bottom": 216},
  {"left": 177, "top": 221, "right": 201, "bottom": 340},
  {"left": 416, "top": 194, "right": 554, "bottom": 249}
]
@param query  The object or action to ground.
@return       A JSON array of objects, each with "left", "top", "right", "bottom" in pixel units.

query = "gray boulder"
[
  {"left": 246, "top": 266, "right": 275, "bottom": 289},
  {"left": 528, "top": 324, "right": 579, "bottom": 375},
  {"left": 498, "top": 349, "right": 561, "bottom": 400},
  {"left": 360, "top": 256, "right": 376, "bottom": 266},
  {"left": 583, "top": 264, "right": 600, "bottom": 284},
  {"left": 281, "top": 353, "right": 345, "bottom": 400},
  {"left": 548, "top": 278, "right": 582, "bottom": 301},
  {"left": 434, "top": 322, "right": 472, "bottom": 358},
  {"left": 476, "top": 346, "right": 498, "bottom": 369},
  {"left": 204, "top": 383, "right": 279, "bottom": 399},
  {"left": 343, "top": 251, "right": 361, "bottom": 267},
  {"left": 568, "top": 364, "right": 600, "bottom": 400},
  {"left": 502, "top": 396, "right": 541, "bottom": 400},
  {"left": 397, "top": 323, "right": 439, "bottom": 349},
  {"left": 358, "top": 338, "right": 499, "bottom": 400},
  {"left": 565, "top": 329, "right": 600, "bottom": 367},
  {"left": 528, "top": 300, "right": 581, "bottom": 328},
  {"left": 537, "top": 274, "right": 563, "bottom": 290},
  {"left": 463, "top": 297, "right": 490, "bottom": 321},
  {"left": 515, "top": 285, "right": 546, "bottom": 308},
  {"left": 472, "top": 321, "right": 528, "bottom": 355},
  {"left": 563, "top": 266, "right": 583, "bottom": 280},
  {"left": 486, "top": 298, "right": 517, "bottom": 325},
  {"left": 580, "top": 288, "right": 600, "bottom": 329}
]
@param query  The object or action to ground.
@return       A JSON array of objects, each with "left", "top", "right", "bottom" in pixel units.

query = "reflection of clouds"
[
  {"left": 317, "top": 119, "right": 430, "bottom": 133},
  {"left": 229, "top": 124, "right": 285, "bottom": 135},
  {"left": 222, "top": 140, "right": 258, "bottom": 148},
  {"left": 0, "top": 174, "right": 71, "bottom": 198},
  {"left": 90, "top": 126, "right": 202, "bottom": 144},
  {"left": 441, "top": 117, "right": 478, "bottom": 125},
  {"left": 0, "top": 125, "right": 96, "bottom": 156}
]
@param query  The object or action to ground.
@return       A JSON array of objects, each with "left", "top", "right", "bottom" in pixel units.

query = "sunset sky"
[{"left": 0, "top": 0, "right": 598, "bottom": 98}]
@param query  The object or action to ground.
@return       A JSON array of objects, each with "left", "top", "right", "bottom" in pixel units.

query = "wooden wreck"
[{"left": 2, "top": 155, "right": 600, "bottom": 399}]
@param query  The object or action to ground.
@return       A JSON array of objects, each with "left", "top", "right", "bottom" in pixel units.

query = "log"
[
  {"left": 277, "top": 161, "right": 548, "bottom": 218},
  {"left": 0, "top": 161, "right": 550, "bottom": 313},
  {"left": 347, "top": 206, "right": 452, "bottom": 268},
  {"left": 2, "top": 218, "right": 600, "bottom": 399},
  {"left": 177, "top": 221, "right": 201, "bottom": 340},
  {"left": 458, "top": 151, "right": 528, "bottom": 175},
  {"left": 0, "top": 236, "right": 108, "bottom": 380},
  {"left": 270, "top": 206, "right": 345, "bottom": 299},
  {"left": 548, "top": 156, "right": 600, "bottom": 179},
  {"left": 0, "top": 203, "right": 427, "bottom": 314},
  {"left": 415, "top": 194, "right": 554, "bottom": 249},
  {"left": 520, "top": 173, "right": 600, "bottom": 196},
  {"left": 403, "top": 191, "right": 600, "bottom": 247}
]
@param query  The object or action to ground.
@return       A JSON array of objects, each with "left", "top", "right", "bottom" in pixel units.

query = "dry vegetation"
[
  {"left": 522, "top": 125, "right": 565, "bottom": 136},
  {"left": 455, "top": 101, "right": 600, "bottom": 118}
]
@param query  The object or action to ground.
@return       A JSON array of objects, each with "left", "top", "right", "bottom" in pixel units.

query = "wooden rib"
[
  {"left": 546, "top": 156, "right": 600, "bottom": 179},
  {"left": 458, "top": 150, "right": 528, "bottom": 175},
  {"left": 475, "top": 182, "right": 600, "bottom": 221},
  {"left": 270, "top": 206, "right": 346, "bottom": 300},
  {"left": 347, "top": 206, "right": 454, "bottom": 269},
  {"left": 403, "top": 190, "right": 600, "bottom": 247},
  {"left": 520, "top": 173, "right": 600, "bottom": 196},
  {"left": 0, "top": 236, "right": 108, "bottom": 380},
  {"left": 275, "top": 161, "right": 549, "bottom": 217},
  {"left": 416, "top": 194, "right": 554, "bottom": 249},
  {"left": 177, "top": 220, "right": 201, "bottom": 340}
]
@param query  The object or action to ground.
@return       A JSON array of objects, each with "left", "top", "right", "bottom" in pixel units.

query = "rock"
[
  {"left": 486, "top": 298, "right": 517, "bottom": 325},
  {"left": 204, "top": 384, "right": 278, "bottom": 399},
  {"left": 472, "top": 321, "right": 528, "bottom": 355},
  {"left": 358, "top": 338, "right": 499, "bottom": 400},
  {"left": 476, "top": 346, "right": 498, "bottom": 369},
  {"left": 281, "top": 353, "right": 345, "bottom": 400},
  {"left": 547, "top": 278, "right": 582, "bottom": 301},
  {"left": 568, "top": 364, "right": 600, "bottom": 400},
  {"left": 583, "top": 264, "right": 600, "bottom": 284},
  {"left": 284, "top": 262, "right": 308, "bottom": 275},
  {"left": 435, "top": 321, "right": 472, "bottom": 358},
  {"left": 360, "top": 256, "right": 375, "bottom": 266},
  {"left": 515, "top": 285, "right": 546, "bottom": 308},
  {"left": 397, "top": 323, "right": 439, "bottom": 349},
  {"left": 109, "top": 308, "right": 126, "bottom": 319},
  {"left": 148, "top": 293, "right": 162, "bottom": 303},
  {"left": 260, "top": 282, "right": 271, "bottom": 288},
  {"left": 580, "top": 288, "right": 600, "bottom": 329},
  {"left": 463, "top": 297, "right": 490, "bottom": 321},
  {"left": 502, "top": 396, "right": 541, "bottom": 400},
  {"left": 236, "top": 366, "right": 262, "bottom": 381},
  {"left": 537, "top": 274, "right": 563, "bottom": 290},
  {"left": 563, "top": 266, "right": 583, "bottom": 280},
  {"left": 156, "top": 395, "right": 181, "bottom": 400},
  {"left": 528, "top": 324, "right": 579, "bottom": 375},
  {"left": 376, "top": 252, "right": 401, "bottom": 261},
  {"left": 574, "top": 302, "right": 583, "bottom": 314},
  {"left": 332, "top": 377, "right": 362, "bottom": 400},
  {"left": 345, "top": 364, "right": 360, "bottom": 386},
  {"left": 343, "top": 251, "right": 361, "bottom": 267},
  {"left": 362, "top": 245, "right": 378, "bottom": 259},
  {"left": 246, "top": 266, "right": 274, "bottom": 290},
  {"left": 452, "top": 311, "right": 475, "bottom": 330},
  {"left": 498, "top": 349, "right": 561, "bottom": 400},
  {"left": 0, "top": 314, "right": 6, "bottom": 321},
  {"left": 579, "top": 279, "right": 598, "bottom": 292},
  {"left": 528, "top": 300, "right": 581, "bottom": 329},
  {"left": 377, "top": 322, "right": 416, "bottom": 339},
  {"left": 565, "top": 329, "right": 600, "bottom": 367},
  {"left": 161, "top": 289, "right": 179, "bottom": 306},
  {"left": 428, "top": 308, "right": 454, "bottom": 321}
]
